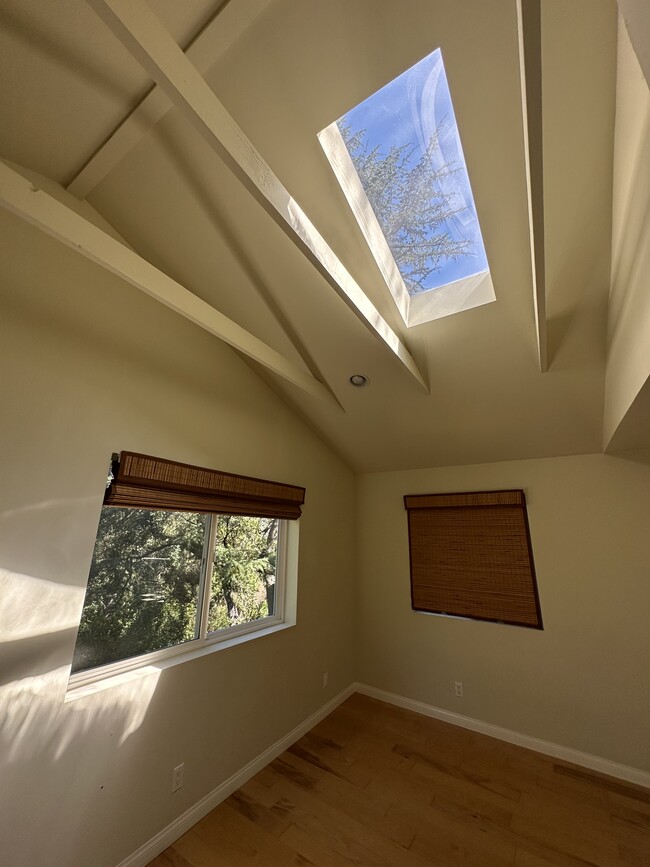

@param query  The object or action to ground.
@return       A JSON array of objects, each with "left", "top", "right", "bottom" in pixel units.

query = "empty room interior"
[{"left": 1, "top": 0, "right": 649, "bottom": 865}]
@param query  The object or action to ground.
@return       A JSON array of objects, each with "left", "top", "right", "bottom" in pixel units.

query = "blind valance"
[{"left": 104, "top": 451, "right": 305, "bottom": 520}]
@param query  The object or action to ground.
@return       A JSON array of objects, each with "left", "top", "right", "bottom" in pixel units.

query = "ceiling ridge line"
[
  {"left": 66, "top": 0, "right": 273, "bottom": 199},
  {"left": 85, "top": 0, "right": 430, "bottom": 394},
  {"left": 165, "top": 150, "right": 343, "bottom": 410}
]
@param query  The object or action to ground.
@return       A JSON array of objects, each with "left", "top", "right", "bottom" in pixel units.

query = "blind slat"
[{"left": 404, "top": 489, "right": 542, "bottom": 629}]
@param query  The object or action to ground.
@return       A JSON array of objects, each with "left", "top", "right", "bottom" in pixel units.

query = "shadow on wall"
[
  {"left": 0, "top": 565, "right": 161, "bottom": 867},
  {"left": 610, "top": 444, "right": 650, "bottom": 467}
]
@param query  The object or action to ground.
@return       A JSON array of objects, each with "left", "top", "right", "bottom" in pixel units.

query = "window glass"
[
  {"left": 72, "top": 509, "right": 285, "bottom": 678},
  {"left": 208, "top": 516, "right": 279, "bottom": 632},
  {"left": 335, "top": 48, "right": 488, "bottom": 295},
  {"left": 319, "top": 47, "right": 495, "bottom": 327},
  {"left": 72, "top": 508, "right": 207, "bottom": 673}
]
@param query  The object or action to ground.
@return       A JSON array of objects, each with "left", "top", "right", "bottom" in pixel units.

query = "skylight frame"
[{"left": 319, "top": 47, "right": 495, "bottom": 328}]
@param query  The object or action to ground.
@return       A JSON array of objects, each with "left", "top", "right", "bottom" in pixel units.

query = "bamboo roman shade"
[
  {"left": 404, "top": 489, "right": 542, "bottom": 629},
  {"left": 104, "top": 452, "right": 305, "bottom": 520}
]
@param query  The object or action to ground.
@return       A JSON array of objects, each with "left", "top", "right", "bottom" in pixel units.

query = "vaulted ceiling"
[{"left": 0, "top": 0, "right": 623, "bottom": 471}]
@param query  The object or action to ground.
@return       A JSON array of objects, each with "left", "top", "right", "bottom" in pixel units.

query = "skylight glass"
[{"left": 320, "top": 47, "right": 494, "bottom": 326}]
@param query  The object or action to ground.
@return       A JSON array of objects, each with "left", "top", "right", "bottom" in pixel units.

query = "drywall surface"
[
  {"left": 356, "top": 452, "right": 650, "bottom": 772},
  {"left": 0, "top": 210, "right": 355, "bottom": 867},
  {"left": 604, "top": 18, "right": 650, "bottom": 448},
  {"left": 618, "top": 0, "right": 650, "bottom": 87}
]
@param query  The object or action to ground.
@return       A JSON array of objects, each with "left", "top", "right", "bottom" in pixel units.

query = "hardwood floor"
[{"left": 148, "top": 693, "right": 650, "bottom": 866}]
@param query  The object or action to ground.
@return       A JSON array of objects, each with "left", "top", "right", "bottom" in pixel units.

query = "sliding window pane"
[
  {"left": 208, "top": 516, "right": 279, "bottom": 632},
  {"left": 72, "top": 507, "right": 207, "bottom": 673}
]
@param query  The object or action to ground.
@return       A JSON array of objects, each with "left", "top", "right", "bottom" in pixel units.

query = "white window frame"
[{"left": 67, "top": 512, "right": 295, "bottom": 694}]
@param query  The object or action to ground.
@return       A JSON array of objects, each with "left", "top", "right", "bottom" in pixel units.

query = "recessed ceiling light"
[{"left": 349, "top": 374, "right": 369, "bottom": 387}]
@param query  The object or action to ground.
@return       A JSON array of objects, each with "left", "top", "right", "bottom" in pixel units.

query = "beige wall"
[
  {"left": 604, "top": 18, "right": 650, "bottom": 448},
  {"left": 0, "top": 209, "right": 356, "bottom": 867},
  {"left": 356, "top": 452, "right": 650, "bottom": 772}
]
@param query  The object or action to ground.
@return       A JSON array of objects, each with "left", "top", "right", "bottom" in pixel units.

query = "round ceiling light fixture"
[{"left": 349, "top": 374, "right": 369, "bottom": 387}]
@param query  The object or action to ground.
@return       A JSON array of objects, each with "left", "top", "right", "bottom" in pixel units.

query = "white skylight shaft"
[{"left": 320, "top": 47, "right": 495, "bottom": 326}]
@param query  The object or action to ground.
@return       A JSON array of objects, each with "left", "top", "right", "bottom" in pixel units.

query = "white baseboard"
[
  {"left": 117, "top": 683, "right": 356, "bottom": 867},
  {"left": 354, "top": 682, "right": 650, "bottom": 789}
]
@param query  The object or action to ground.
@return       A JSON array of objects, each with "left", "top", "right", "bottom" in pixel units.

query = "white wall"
[
  {"left": 356, "top": 452, "right": 650, "bottom": 772},
  {"left": 0, "top": 208, "right": 356, "bottom": 867}
]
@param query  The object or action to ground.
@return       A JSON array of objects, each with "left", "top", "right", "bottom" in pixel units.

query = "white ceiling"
[{"left": 0, "top": 0, "right": 621, "bottom": 471}]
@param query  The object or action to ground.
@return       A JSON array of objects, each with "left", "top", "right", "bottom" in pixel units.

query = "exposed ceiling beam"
[
  {"left": 0, "top": 159, "right": 338, "bottom": 407},
  {"left": 517, "top": 0, "right": 548, "bottom": 372},
  {"left": 86, "top": 0, "right": 429, "bottom": 393},
  {"left": 67, "top": 0, "right": 273, "bottom": 199}
]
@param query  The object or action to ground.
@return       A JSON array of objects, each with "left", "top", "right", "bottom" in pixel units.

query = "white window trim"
[{"left": 66, "top": 516, "right": 297, "bottom": 700}]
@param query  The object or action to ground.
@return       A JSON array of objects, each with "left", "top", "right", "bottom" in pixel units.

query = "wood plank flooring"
[{"left": 148, "top": 693, "right": 650, "bottom": 866}]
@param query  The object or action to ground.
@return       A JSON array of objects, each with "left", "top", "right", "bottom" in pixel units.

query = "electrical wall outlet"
[
  {"left": 454, "top": 681, "right": 463, "bottom": 697},
  {"left": 172, "top": 763, "right": 184, "bottom": 793},
  {"left": 322, "top": 672, "right": 328, "bottom": 688}
]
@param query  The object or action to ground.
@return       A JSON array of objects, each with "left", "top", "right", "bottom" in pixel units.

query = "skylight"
[{"left": 319, "top": 48, "right": 495, "bottom": 327}]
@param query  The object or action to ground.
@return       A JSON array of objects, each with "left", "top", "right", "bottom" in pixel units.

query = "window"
[
  {"left": 404, "top": 489, "right": 543, "bottom": 628},
  {"left": 70, "top": 452, "right": 304, "bottom": 682},
  {"left": 319, "top": 47, "right": 494, "bottom": 327}
]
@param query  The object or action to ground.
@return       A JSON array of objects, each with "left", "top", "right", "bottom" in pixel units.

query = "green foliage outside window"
[
  {"left": 208, "top": 515, "right": 278, "bottom": 632},
  {"left": 72, "top": 508, "right": 279, "bottom": 674}
]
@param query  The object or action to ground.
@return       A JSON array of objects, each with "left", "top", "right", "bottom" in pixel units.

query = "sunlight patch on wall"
[
  {"left": 0, "top": 568, "right": 82, "bottom": 640},
  {"left": 0, "top": 567, "right": 161, "bottom": 767}
]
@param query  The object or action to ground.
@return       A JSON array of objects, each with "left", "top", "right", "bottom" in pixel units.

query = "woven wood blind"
[
  {"left": 104, "top": 452, "right": 305, "bottom": 520},
  {"left": 404, "top": 489, "right": 542, "bottom": 629}
]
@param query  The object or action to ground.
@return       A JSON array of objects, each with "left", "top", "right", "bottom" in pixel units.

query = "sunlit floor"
[{"left": 149, "top": 693, "right": 650, "bottom": 865}]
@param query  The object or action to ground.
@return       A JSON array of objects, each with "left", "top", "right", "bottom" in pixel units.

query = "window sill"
[{"left": 65, "top": 620, "right": 294, "bottom": 703}]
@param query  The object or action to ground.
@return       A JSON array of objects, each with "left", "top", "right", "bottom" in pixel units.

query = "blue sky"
[{"left": 338, "top": 48, "right": 488, "bottom": 292}]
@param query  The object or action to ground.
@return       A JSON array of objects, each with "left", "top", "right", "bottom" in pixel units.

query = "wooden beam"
[
  {"left": 67, "top": 0, "right": 273, "bottom": 199},
  {"left": 0, "top": 160, "right": 338, "bottom": 407},
  {"left": 517, "top": 0, "right": 548, "bottom": 372},
  {"left": 86, "top": 0, "right": 429, "bottom": 392}
]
